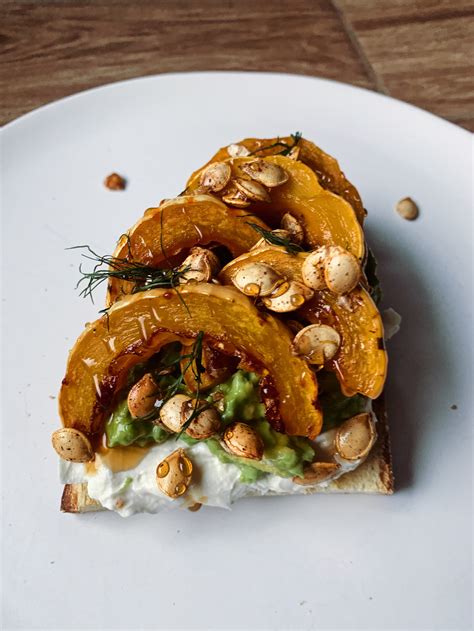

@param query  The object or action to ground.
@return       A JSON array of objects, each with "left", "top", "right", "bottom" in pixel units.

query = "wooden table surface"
[{"left": 2, "top": 0, "right": 473, "bottom": 130}]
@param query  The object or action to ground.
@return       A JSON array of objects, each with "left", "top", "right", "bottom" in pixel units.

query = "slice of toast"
[{"left": 60, "top": 398, "right": 393, "bottom": 513}]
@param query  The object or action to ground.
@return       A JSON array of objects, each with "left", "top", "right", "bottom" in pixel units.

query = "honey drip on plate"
[{"left": 96, "top": 443, "right": 152, "bottom": 473}]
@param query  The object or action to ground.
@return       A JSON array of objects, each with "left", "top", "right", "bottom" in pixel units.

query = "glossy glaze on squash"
[
  {"left": 189, "top": 136, "right": 366, "bottom": 223},
  {"left": 180, "top": 342, "right": 237, "bottom": 392},
  {"left": 220, "top": 246, "right": 387, "bottom": 399},
  {"left": 106, "top": 195, "right": 269, "bottom": 306},
  {"left": 59, "top": 284, "right": 322, "bottom": 439},
  {"left": 186, "top": 156, "right": 365, "bottom": 260}
]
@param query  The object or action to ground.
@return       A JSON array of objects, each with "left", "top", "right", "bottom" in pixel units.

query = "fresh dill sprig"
[
  {"left": 67, "top": 245, "right": 188, "bottom": 303},
  {"left": 147, "top": 332, "right": 205, "bottom": 408},
  {"left": 280, "top": 132, "right": 302, "bottom": 156},
  {"left": 118, "top": 233, "right": 133, "bottom": 258},
  {"left": 98, "top": 305, "right": 111, "bottom": 332},
  {"left": 246, "top": 222, "right": 303, "bottom": 255},
  {"left": 175, "top": 332, "right": 208, "bottom": 438},
  {"left": 178, "top": 401, "right": 211, "bottom": 438},
  {"left": 250, "top": 132, "right": 302, "bottom": 157}
]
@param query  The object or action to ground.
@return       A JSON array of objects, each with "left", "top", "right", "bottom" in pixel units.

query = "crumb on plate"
[{"left": 104, "top": 173, "right": 126, "bottom": 191}]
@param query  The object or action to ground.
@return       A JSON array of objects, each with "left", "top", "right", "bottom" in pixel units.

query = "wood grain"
[
  {"left": 335, "top": 0, "right": 474, "bottom": 130},
  {"left": 1, "top": 0, "right": 472, "bottom": 130},
  {"left": 0, "top": 0, "right": 373, "bottom": 125}
]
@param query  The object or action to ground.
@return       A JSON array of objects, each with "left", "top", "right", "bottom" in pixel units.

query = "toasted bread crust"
[
  {"left": 61, "top": 397, "right": 393, "bottom": 513},
  {"left": 313, "top": 397, "right": 393, "bottom": 494},
  {"left": 61, "top": 482, "right": 103, "bottom": 513}
]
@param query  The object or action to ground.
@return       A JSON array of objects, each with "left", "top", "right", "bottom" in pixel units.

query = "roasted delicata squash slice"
[
  {"left": 106, "top": 195, "right": 270, "bottom": 305},
  {"left": 186, "top": 156, "right": 365, "bottom": 260},
  {"left": 59, "top": 284, "right": 322, "bottom": 439},
  {"left": 220, "top": 246, "right": 387, "bottom": 399},
  {"left": 189, "top": 135, "right": 366, "bottom": 224},
  {"left": 180, "top": 341, "right": 237, "bottom": 392}
]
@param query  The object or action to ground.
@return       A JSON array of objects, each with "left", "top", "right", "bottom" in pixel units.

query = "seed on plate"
[
  {"left": 159, "top": 394, "right": 192, "bottom": 432},
  {"left": 127, "top": 373, "right": 158, "bottom": 418},
  {"left": 232, "top": 262, "right": 285, "bottom": 297},
  {"left": 199, "top": 162, "right": 232, "bottom": 192},
  {"left": 335, "top": 413, "right": 376, "bottom": 461},
  {"left": 179, "top": 247, "right": 220, "bottom": 283},
  {"left": 156, "top": 449, "right": 193, "bottom": 499},
  {"left": 293, "top": 462, "right": 340, "bottom": 485},
  {"left": 324, "top": 247, "right": 361, "bottom": 295},
  {"left": 241, "top": 159, "right": 289, "bottom": 188},
  {"left": 234, "top": 178, "right": 271, "bottom": 202},
  {"left": 262, "top": 281, "right": 313, "bottom": 313},
  {"left": 291, "top": 324, "right": 341, "bottom": 364},
  {"left": 281, "top": 213, "right": 304, "bottom": 244},
  {"left": 396, "top": 197, "right": 419, "bottom": 221},
  {"left": 223, "top": 422, "right": 264, "bottom": 460},
  {"left": 51, "top": 428, "right": 94, "bottom": 463},
  {"left": 227, "top": 144, "right": 251, "bottom": 158}
]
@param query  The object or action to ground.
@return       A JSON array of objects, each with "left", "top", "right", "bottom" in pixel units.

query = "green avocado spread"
[
  {"left": 211, "top": 370, "right": 266, "bottom": 423},
  {"left": 318, "top": 372, "right": 367, "bottom": 432},
  {"left": 106, "top": 400, "right": 170, "bottom": 447},
  {"left": 105, "top": 361, "right": 366, "bottom": 483}
]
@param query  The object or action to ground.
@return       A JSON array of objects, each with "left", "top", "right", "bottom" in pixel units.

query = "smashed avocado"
[
  {"left": 318, "top": 371, "right": 367, "bottom": 432},
  {"left": 107, "top": 342, "right": 183, "bottom": 447},
  {"left": 205, "top": 370, "right": 315, "bottom": 482},
  {"left": 210, "top": 370, "right": 266, "bottom": 423},
  {"left": 180, "top": 371, "right": 314, "bottom": 482},
  {"left": 205, "top": 420, "right": 315, "bottom": 482},
  {"left": 106, "top": 366, "right": 360, "bottom": 484},
  {"left": 181, "top": 421, "right": 315, "bottom": 483},
  {"left": 106, "top": 400, "right": 169, "bottom": 447}
]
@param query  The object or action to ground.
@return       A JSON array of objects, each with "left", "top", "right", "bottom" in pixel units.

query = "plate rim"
[{"left": 2, "top": 70, "right": 471, "bottom": 138}]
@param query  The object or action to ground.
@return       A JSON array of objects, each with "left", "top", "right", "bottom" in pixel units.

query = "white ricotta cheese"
[{"left": 60, "top": 407, "right": 375, "bottom": 518}]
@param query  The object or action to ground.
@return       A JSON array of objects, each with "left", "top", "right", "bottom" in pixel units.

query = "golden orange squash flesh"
[
  {"left": 180, "top": 342, "right": 237, "bottom": 392},
  {"left": 186, "top": 156, "right": 365, "bottom": 261},
  {"left": 220, "top": 246, "right": 387, "bottom": 399},
  {"left": 59, "top": 284, "right": 322, "bottom": 439},
  {"left": 189, "top": 136, "right": 366, "bottom": 223},
  {"left": 106, "top": 195, "right": 269, "bottom": 306}
]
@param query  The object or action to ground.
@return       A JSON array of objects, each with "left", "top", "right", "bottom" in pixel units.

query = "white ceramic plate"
[{"left": 2, "top": 72, "right": 472, "bottom": 631}]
